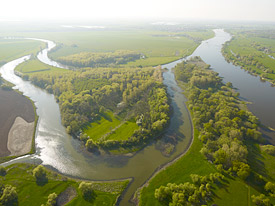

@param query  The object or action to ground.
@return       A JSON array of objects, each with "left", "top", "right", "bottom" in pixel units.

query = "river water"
[
  {"left": 1, "top": 29, "right": 275, "bottom": 205},
  {"left": 191, "top": 29, "right": 275, "bottom": 144}
]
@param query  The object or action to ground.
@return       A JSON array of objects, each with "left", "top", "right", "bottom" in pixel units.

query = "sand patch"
[{"left": 7, "top": 116, "right": 34, "bottom": 156}]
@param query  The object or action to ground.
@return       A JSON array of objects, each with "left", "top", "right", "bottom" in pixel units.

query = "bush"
[
  {"left": 261, "top": 145, "right": 275, "bottom": 156},
  {"left": 251, "top": 194, "right": 270, "bottom": 206},
  {"left": 33, "top": 165, "right": 48, "bottom": 183},
  {"left": 79, "top": 182, "right": 95, "bottom": 201},
  {"left": 46, "top": 193, "right": 57, "bottom": 206},
  {"left": 0, "top": 166, "right": 6, "bottom": 176},
  {"left": 0, "top": 185, "right": 18, "bottom": 206}
]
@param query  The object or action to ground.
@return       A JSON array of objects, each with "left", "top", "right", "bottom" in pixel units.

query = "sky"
[{"left": 1, "top": 0, "right": 275, "bottom": 22}]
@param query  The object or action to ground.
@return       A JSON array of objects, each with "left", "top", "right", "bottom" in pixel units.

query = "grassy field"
[
  {"left": 83, "top": 112, "right": 138, "bottom": 142},
  {"left": 0, "top": 163, "right": 129, "bottom": 206},
  {"left": 0, "top": 39, "right": 45, "bottom": 64},
  {"left": 15, "top": 58, "right": 67, "bottom": 75},
  {"left": 6, "top": 29, "right": 214, "bottom": 67},
  {"left": 105, "top": 119, "right": 139, "bottom": 141}
]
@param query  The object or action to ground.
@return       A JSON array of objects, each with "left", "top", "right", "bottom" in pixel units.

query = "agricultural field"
[
  {"left": 4, "top": 28, "right": 214, "bottom": 67},
  {"left": 0, "top": 39, "right": 45, "bottom": 65},
  {"left": 222, "top": 29, "right": 275, "bottom": 84},
  {"left": 0, "top": 163, "right": 129, "bottom": 206},
  {"left": 139, "top": 58, "right": 275, "bottom": 205}
]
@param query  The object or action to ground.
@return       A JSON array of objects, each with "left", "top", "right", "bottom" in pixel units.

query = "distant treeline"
[{"left": 56, "top": 50, "right": 141, "bottom": 67}]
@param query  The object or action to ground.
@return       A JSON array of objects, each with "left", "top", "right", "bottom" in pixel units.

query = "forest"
[
  {"left": 148, "top": 57, "right": 275, "bottom": 205},
  {"left": 56, "top": 50, "right": 141, "bottom": 68},
  {"left": 19, "top": 62, "right": 170, "bottom": 153}
]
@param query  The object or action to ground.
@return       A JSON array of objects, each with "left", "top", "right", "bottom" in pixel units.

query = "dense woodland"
[
  {"left": 55, "top": 50, "right": 141, "bottom": 68},
  {"left": 153, "top": 57, "right": 274, "bottom": 205},
  {"left": 22, "top": 66, "right": 170, "bottom": 152}
]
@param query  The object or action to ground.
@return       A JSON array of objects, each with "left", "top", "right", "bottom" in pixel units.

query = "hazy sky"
[{"left": 1, "top": 0, "right": 275, "bottom": 22}]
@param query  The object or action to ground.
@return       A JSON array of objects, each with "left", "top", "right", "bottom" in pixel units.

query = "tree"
[
  {"left": 0, "top": 166, "right": 6, "bottom": 176},
  {"left": 85, "top": 139, "right": 96, "bottom": 151},
  {"left": 33, "top": 165, "right": 48, "bottom": 183},
  {"left": 251, "top": 194, "right": 270, "bottom": 206},
  {"left": 265, "top": 182, "right": 275, "bottom": 195},
  {"left": 154, "top": 185, "right": 172, "bottom": 203},
  {"left": 0, "top": 185, "right": 18, "bottom": 206},
  {"left": 46, "top": 193, "right": 57, "bottom": 206},
  {"left": 79, "top": 182, "right": 95, "bottom": 201}
]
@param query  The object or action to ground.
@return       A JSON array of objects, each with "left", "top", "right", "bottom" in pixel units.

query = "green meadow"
[
  {"left": 0, "top": 39, "right": 45, "bottom": 64},
  {"left": 15, "top": 58, "right": 67, "bottom": 74},
  {"left": 0, "top": 163, "right": 129, "bottom": 206},
  {"left": 83, "top": 112, "right": 139, "bottom": 142}
]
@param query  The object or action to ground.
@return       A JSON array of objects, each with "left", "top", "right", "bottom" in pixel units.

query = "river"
[
  {"left": 0, "top": 39, "right": 193, "bottom": 205},
  {"left": 1, "top": 29, "right": 275, "bottom": 205},
  {"left": 190, "top": 29, "right": 275, "bottom": 144}
]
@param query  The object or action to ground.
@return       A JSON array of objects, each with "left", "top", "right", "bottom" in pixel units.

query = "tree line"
[{"left": 56, "top": 50, "right": 141, "bottom": 68}]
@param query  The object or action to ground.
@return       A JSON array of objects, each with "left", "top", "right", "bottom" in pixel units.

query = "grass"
[
  {"left": 83, "top": 112, "right": 139, "bottom": 142},
  {"left": 0, "top": 163, "right": 129, "bottom": 206},
  {"left": 140, "top": 129, "right": 217, "bottom": 205},
  {"left": 6, "top": 29, "right": 214, "bottom": 67},
  {"left": 83, "top": 112, "right": 121, "bottom": 141},
  {"left": 0, "top": 39, "right": 45, "bottom": 64},
  {"left": 105, "top": 119, "right": 139, "bottom": 141},
  {"left": 15, "top": 58, "right": 67, "bottom": 75}
]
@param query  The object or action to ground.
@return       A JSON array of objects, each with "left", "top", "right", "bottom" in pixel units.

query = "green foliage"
[
  {"left": 251, "top": 194, "right": 270, "bottom": 206},
  {"left": 33, "top": 165, "right": 48, "bottom": 183},
  {"left": 57, "top": 50, "right": 141, "bottom": 67},
  {"left": 174, "top": 57, "right": 261, "bottom": 173},
  {"left": 265, "top": 182, "right": 275, "bottom": 196},
  {"left": 154, "top": 173, "right": 224, "bottom": 205},
  {"left": 79, "top": 182, "right": 95, "bottom": 201},
  {"left": 261, "top": 145, "right": 275, "bottom": 156},
  {"left": 0, "top": 185, "right": 18, "bottom": 206},
  {"left": 45, "top": 193, "right": 57, "bottom": 206}
]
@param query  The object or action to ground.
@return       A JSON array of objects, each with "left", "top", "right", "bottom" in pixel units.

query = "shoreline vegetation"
[
  {"left": 222, "top": 29, "right": 275, "bottom": 86},
  {"left": 0, "top": 163, "right": 129, "bottom": 206},
  {"left": 139, "top": 57, "right": 275, "bottom": 205}
]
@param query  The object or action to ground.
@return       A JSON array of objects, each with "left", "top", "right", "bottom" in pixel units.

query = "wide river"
[{"left": 1, "top": 29, "right": 275, "bottom": 205}]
